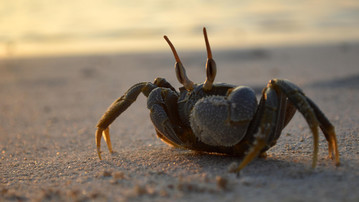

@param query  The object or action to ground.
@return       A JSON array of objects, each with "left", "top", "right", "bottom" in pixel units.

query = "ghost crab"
[{"left": 95, "top": 27, "right": 340, "bottom": 173}]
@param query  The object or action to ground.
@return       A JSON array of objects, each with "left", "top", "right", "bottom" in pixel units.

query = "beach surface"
[{"left": 1, "top": 43, "right": 359, "bottom": 201}]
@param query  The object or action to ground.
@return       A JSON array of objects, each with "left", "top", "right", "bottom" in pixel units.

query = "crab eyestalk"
[
  {"left": 164, "top": 35, "right": 194, "bottom": 91},
  {"left": 202, "top": 27, "right": 217, "bottom": 91}
]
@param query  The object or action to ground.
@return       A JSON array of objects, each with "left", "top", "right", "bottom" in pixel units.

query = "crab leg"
[
  {"left": 233, "top": 78, "right": 338, "bottom": 173},
  {"left": 268, "top": 79, "right": 340, "bottom": 167},
  {"left": 102, "top": 128, "right": 112, "bottom": 152},
  {"left": 96, "top": 82, "right": 156, "bottom": 160},
  {"left": 267, "top": 79, "right": 320, "bottom": 168},
  {"left": 95, "top": 127, "right": 113, "bottom": 159},
  {"left": 95, "top": 128, "right": 104, "bottom": 159},
  {"left": 306, "top": 97, "right": 340, "bottom": 165},
  {"left": 266, "top": 91, "right": 294, "bottom": 147}
]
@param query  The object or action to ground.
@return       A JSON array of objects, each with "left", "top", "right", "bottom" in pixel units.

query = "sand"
[{"left": 1, "top": 43, "right": 359, "bottom": 201}]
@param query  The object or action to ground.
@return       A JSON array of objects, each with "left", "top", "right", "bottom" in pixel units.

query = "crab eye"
[
  {"left": 164, "top": 35, "right": 194, "bottom": 91},
  {"left": 202, "top": 27, "right": 217, "bottom": 91},
  {"left": 204, "top": 58, "right": 217, "bottom": 89},
  {"left": 175, "top": 62, "right": 194, "bottom": 91}
]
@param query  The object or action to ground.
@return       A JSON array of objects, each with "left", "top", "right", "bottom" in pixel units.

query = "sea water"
[{"left": 1, "top": 0, "right": 359, "bottom": 57}]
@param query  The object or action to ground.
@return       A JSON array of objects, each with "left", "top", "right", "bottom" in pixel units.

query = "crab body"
[
  {"left": 154, "top": 83, "right": 258, "bottom": 154},
  {"left": 95, "top": 28, "right": 340, "bottom": 173}
]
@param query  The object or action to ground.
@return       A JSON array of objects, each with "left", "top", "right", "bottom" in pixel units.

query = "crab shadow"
[
  {"left": 104, "top": 145, "right": 342, "bottom": 181},
  {"left": 178, "top": 151, "right": 314, "bottom": 178},
  {"left": 122, "top": 146, "right": 315, "bottom": 179}
]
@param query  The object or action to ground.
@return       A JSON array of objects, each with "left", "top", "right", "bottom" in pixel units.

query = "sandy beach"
[{"left": 1, "top": 42, "right": 359, "bottom": 201}]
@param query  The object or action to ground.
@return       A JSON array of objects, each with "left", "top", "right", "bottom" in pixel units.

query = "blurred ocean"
[{"left": 1, "top": 0, "right": 359, "bottom": 57}]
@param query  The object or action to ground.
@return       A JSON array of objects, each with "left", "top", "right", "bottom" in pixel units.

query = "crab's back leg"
[
  {"left": 96, "top": 82, "right": 156, "bottom": 159},
  {"left": 269, "top": 79, "right": 340, "bottom": 166},
  {"left": 306, "top": 97, "right": 340, "bottom": 165},
  {"left": 268, "top": 79, "right": 319, "bottom": 168},
  {"left": 232, "top": 78, "right": 340, "bottom": 173},
  {"left": 267, "top": 96, "right": 297, "bottom": 148},
  {"left": 282, "top": 100, "right": 297, "bottom": 129}
]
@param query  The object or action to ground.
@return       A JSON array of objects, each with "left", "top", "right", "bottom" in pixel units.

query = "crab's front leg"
[
  {"left": 95, "top": 82, "right": 156, "bottom": 159},
  {"left": 95, "top": 78, "right": 178, "bottom": 159}
]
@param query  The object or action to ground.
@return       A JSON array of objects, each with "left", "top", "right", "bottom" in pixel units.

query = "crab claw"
[
  {"left": 203, "top": 27, "right": 217, "bottom": 91},
  {"left": 96, "top": 127, "right": 113, "bottom": 160}
]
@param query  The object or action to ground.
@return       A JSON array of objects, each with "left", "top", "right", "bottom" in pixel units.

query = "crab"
[{"left": 95, "top": 27, "right": 340, "bottom": 173}]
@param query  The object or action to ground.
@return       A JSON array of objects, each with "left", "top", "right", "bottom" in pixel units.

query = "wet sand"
[{"left": 1, "top": 43, "right": 359, "bottom": 201}]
